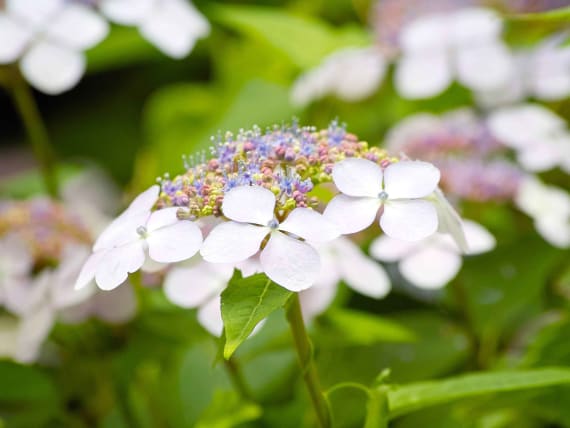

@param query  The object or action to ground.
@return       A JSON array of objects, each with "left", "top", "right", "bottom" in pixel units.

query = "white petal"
[
  {"left": 517, "top": 143, "right": 560, "bottom": 172},
  {"left": 332, "top": 158, "right": 383, "bottom": 198},
  {"left": 515, "top": 177, "right": 570, "bottom": 220},
  {"left": 139, "top": 0, "right": 209, "bottom": 58},
  {"left": 383, "top": 161, "right": 440, "bottom": 199},
  {"left": 530, "top": 48, "right": 570, "bottom": 100},
  {"left": 164, "top": 263, "right": 229, "bottom": 308},
  {"left": 7, "top": 0, "right": 63, "bottom": 27},
  {"left": 20, "top": 41, "right": 85, "bottom": 95},
  {"left": 450, "top": 8, "right": 502, "bottom": 44},
  {"left": 45, "top": 4, "right": 109, "bottom": 50},
  {"left": 92, "top": 284, "right": 138, "bottom": 323},
  {"left": 432, "top": 188, "right": 468, "bottom": 253},
  {"left": 335, "top": 238, "right": 391, "bottom": 298},
  {"left": 456, "top": 42, "right": 513, "bottom": 91},
  {"left": 222, "top": 185, "right": 276, "bottom": 225},
  {"left": 324, "top": 195, "right": 380, "bottom": 234},
  {"left": 299, "top": 282, "right": 338, "bottom": 321},
  {"left": 400, "top": 14, "right": 448, "bottom": 52},
  {"left": 380, "top": 200, "right": 438, "bottom": 241},
  {"left": 201, "top": 222, "right": 269, "bottom": 263},
  {"left": 400, "top": 245, "right": 462, "bottom": 289},
  {"left": 534, "top": 218, "right": 570, "bottom": 249},
  {"left": 487, "top": 104, "right": 564, "bottom": 148},
  {"left": 329, "top": 48, "right": 386, "bottom": 102},
  {"left": 197, "top": 295, "right": 224, "bottom": 337},
  {"left": 147, "top": 219, "right": 202, "bottom": 263},
  {"left": 100, "top": 0, "right": 154, "bottom": 25},
  {"left": 15, "top": 305, "right": 55, "bottom": 363},
  {"left": 395, "top": 52, "right": 451, "bottom": 99},
  {"left": 463, "top": 220, "right": 496, "bottom": 255},
  {"left": 93, "top": 185, "right": 158, "bottom": 251},
  {"left": 0, "top": 15, "right": 32, "bottom": 63},
  {"left": 94, "top": 242, "right": 145, "bottom": 290},
  {"left": 75, "top": 251, "right": 106, "bottom": 289},
  {"left": 369, "top": 235, "right": 417, "bottom": 262},
  {"left": 260, "top": 232, "right": 320, "bottom": 292},
  {"left": 279, "top": 208, "right": 339, "bottom": 243},
  {"left": 126, "top": 185, "right": 160, "bottom": 216},
  {"left": 234, "top": 257, "right": 262, "bottom": 277}
]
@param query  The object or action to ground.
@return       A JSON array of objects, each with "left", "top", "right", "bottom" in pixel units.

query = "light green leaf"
[
  {"left": 504, "top": 7, "right": 570, "bottom": 46},
  {"left": 195, "top": 390, "right": 262, "bottom": 428},
  {"left": 221, "top": 273, "right": 293, "bottom": 359},
  {"left": 388, "top": 368, "right": 570, "bottom": 418},
  {"left": 320, "top": 309, "right": 417, "bottom": 345},
  {"left": 208, "top": 4, "right": 370, "bottom": 68}
]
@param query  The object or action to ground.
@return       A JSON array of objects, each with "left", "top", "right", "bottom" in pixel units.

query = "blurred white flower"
[
  {"left": 164, "top": 257, "right": 233, "bottom": 336},
  {"left": 0, "top": 0, "right": 109, "bottom": 94},
  {"left": 324, "top": 158, "right": 441, "bottom": 240},
  {"left": 2, "top": 244, "right": 97, "bottom": 362},
  {"left": 100, "top": 0, "right": 210, "bottom": 58},
  {"left": 201, "top": 185, "right": 339, "bottom": 291},
  {"left": 515, "top": 177, "right": 570, "bottom": 248},
  {"left": 75, "top": 185, "right": 203, "bottom": 291},
  {"left": 488, "top": 104, "right": 570, "bottom": 173},
  {"left": 395, "top": 7, "right": 513, "bottom": 99},
  {"left": 476, "top": 35, "right": 570, "bottom": 107},
  {"left": 290, "top": 47, "right": 386, "bottom": 107},
  {"left": 0, "top": 236, "right": 33, "bottom": 305},
  {"left": 299, "top": 237, "right": 391, "bottom": 321},
  {"left": 370, "top": 220, "right": 495, "bottom": 289}
]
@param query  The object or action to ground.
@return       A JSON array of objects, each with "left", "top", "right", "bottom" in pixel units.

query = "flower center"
[
  {"left": 267, "top": 218, "right": 280, "bottom": 230},
  {"left": 136, "top": 225, "right": 148, "bottom": 238},
  {"left": 378, "top": 191, "right": 389, "bottom": 201}
]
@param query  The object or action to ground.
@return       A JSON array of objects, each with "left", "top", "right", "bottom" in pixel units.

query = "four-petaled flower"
[
  {"left": 0, "top": 0, "right": 109, "bottom": 94},
  {"left": 200, "top": 185, "right": 339, "bottom": 291},
  {"left": 324, "top": 158, "right": 441, "bottom": 241},
  {"left": 370, "top": 220, "right": 495, "bottom": 289},
  {"left": 75, "top": 185, "right": 203, "bottom": 291}
]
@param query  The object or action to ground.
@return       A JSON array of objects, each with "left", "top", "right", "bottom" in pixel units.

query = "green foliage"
[
  {"left": 387, "top": 368, "right": 570, "bottom": 419},
  {"left": 504, "top": 7, "right": 570, "bottom": 46},
  {"left": 221, "top": 273, "right": 293, "bottom": 359},
  {"left": 208, "top": 4, "right": 370, "bottom": 68},
  {"left": 195, "top": 391, "right": 262, "bottom": 428}
]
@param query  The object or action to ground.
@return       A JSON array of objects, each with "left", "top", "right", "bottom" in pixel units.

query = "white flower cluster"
[
  {"left": 73, "top": 157, "right": 482, "bottom": 335},
  {"left": 0, "top": 171, "right": 137, "bottom": 363},
  {"left": 0, "top": 0, "right": 209, "bottom": 94},
  {"left": 291, "top": 7, "right": 570, "bottom": 106}
]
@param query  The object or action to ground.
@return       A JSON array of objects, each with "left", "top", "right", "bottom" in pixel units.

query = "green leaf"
[
  {"left": 208, "top": 4, "right": 370, "bottom": 68},
  {"left": 326, "top": 382, "right": 389, "bottom": 428},
  {"left": 387, "top": 368, "right": 570, "bottom": 418},
  {"left": 504, "top": 7, "right": 570, "bottom": 46},
  {"left": 195, "top": 390, "right": 262, "bottom": 428},
  {"left": 221, "top": 273, "right": 293, "bottom": 359},
  {"left": 319, "top": 309, "right": 417, "bottom": 345}
]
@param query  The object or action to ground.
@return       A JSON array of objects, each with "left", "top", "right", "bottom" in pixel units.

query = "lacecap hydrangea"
[{"left": 76, "top": 121, "right": 466, "bottom": 293}]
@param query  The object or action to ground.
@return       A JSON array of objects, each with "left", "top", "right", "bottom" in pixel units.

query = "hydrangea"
[
  {"left": 0, "top": 189, "right": 137, "bottom": 362},
  {"left": 370, "top": 220, "right": 495, "bottom": 289},
  {"left": 81, "top": 121, "right": 460, "bottom": 294},
  {"left": 0, "top": 0, "right": 109, "bottom": 94}
]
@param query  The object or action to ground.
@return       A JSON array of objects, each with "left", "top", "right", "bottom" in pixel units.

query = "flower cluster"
[
  {"left": 78, "top": 121, "right": 465, "bottom": 297},
  {"left": 0, "top": 0, "right": 209, "bottom": 94},
  {"left": 291, "top": 0, "right": 570, "bottom": 106},
  {"left": 0, "top": 187, "right": 137, "bottom": 363}
]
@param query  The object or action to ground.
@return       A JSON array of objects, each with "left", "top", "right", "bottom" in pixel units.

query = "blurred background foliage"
[{"left": 1, "top": 0, "right": 570, "bottom": 427}]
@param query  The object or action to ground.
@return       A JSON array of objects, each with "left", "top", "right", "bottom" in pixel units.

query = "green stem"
[
  {"left": 224, "top": 356, "right": 254, "bottom": 401},
  {"left": 286, "top": 294, "right": 331, "bottom": 428},
  {"left": 8, "top": 68, "right": 58, "bottom": 198}
]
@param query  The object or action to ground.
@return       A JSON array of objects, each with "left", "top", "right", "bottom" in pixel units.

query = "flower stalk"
[
  {"left": 9, "top": 67, "right": 59, "bottom": 198},
  {"left": 286, "top": 293, "right": 332, "bottom": 428},
  {"left": 224, "top": 356, "right": 254, "bottom": 402}
]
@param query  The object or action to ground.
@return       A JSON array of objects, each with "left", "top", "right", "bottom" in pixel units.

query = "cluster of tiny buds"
[
  {"left": 155, "top": 121, "right": 395, "bottom": 219},
  {"left": 0, "top": 199, "right": 91, "bottom": 268}
]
